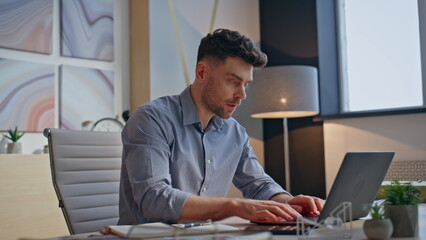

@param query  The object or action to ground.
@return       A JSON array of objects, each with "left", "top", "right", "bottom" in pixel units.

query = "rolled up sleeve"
[
  {"left": 120, "top": 107, "right": 190, "bottom": 223},
  {"left": 232, "top": 133, "right": 290, "bottom": 200}
]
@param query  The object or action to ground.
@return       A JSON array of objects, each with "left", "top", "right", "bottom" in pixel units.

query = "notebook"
[
  {"left": 253, "top": 151, "right": 394, "bottom": 225},
  {"left": 107, "top": 222, "right": 240, "bottom": 238}
]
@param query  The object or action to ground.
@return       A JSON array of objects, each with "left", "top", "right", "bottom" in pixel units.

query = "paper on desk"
[{"left": 108, "top": 222, "right": 240, "bottom": 238}]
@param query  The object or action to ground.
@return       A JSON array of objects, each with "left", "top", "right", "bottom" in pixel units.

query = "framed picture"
[
  {"left": 61, "top": 0, "right": 114, "bottom": 61},
  {"left": 0, "top": 58, "right": 55, "bottom": 131},
  {"left": 60, "top": 65, "right": 114, "bottom": 130},
  {"left": 0, "top": 0, "right": 53, "bottom": 54}
]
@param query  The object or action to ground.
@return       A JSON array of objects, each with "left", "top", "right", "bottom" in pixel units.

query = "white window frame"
[{"left": 336, "top": 0, "right": 426, "bottom": 113}]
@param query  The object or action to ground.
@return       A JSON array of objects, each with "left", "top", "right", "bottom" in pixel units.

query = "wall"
[
  {"left": 149, "top": 0, "right": 261, "bottom": 99},
  {"left": 148, "top": 0, "right": 262, "bottom": 197},
  {"left": 323, "top": 113, "right": 426, "bottom": 193},
  {"left": 258, "top": 0, "right": 326, "bottom": 198},
  {"left": 145, "top": 0, "right": 426, "bottom": 201},
  {"left": 315, "top": 0, "right": 426, "bottom": 196},
  {"left": 148, "top": 0, "right": 264, "bottom": 165},
  {"left": 0, "top": 0, "right": 129, "bottom": 154},
  {"left": 129, "top": 0, "right": 150, "bottom": 111}
]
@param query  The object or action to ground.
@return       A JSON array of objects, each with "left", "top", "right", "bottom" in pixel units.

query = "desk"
[
  {"left": 41, "top": 204, "right": 425, "bottom": 240},
  {"left": 221, "top": 204, "right": 426, "bottom": 240},
  {"left": 0, "top": 154, "right": 68, "bottom": 240}
]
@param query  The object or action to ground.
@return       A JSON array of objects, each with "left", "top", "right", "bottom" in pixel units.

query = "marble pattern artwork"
[
  {"left": 0, "top": 58, "right": 55, "bottom": 131},
  {"left": 0, "top": 0, "right": 53, "bottom": 54},
  {"left": 61, "top": 0, "right": 114, "bottom": 61},
  {"left": 60, "top": 65, "right": 114, "bottom": 130}
]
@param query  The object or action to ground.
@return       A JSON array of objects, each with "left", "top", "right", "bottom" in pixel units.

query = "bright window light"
[{"left": 339, "top": 0, "right": 423, "bottom": 112}]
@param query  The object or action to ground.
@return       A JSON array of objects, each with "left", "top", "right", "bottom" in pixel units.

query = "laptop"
[{"left": 253, "top": 151, "right": 394, "bottom": 225}]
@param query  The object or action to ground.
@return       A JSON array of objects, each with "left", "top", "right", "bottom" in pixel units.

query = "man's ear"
[{"left": 195, "top": 61, "right": 208, "bottom": 83}]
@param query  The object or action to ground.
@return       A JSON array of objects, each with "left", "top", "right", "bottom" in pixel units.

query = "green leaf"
[
  {"left": 365, "top": 203, "right": 385, "bottom": 220},
  {"left": 2, "top": 126, "right": 24, "bottom": 142},
  {"left": 384, "top": 179, "right": 421, "bottom": 205}
]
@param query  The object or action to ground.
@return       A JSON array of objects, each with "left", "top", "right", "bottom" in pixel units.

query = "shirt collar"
[
  {"left": 210, "top": 115, "right": 224, "bottom": 131},
  {"left": 179, "top": 85, "right": 223, "bottom": 131}
]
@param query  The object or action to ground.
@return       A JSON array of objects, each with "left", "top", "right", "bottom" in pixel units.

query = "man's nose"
[{"left": 235, "top": 86, "right": 247, "bottom": 100}]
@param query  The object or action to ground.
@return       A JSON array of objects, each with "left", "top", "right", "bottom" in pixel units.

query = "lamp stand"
[{"left": 283, "top": 118, "right": 291, "bottom": 192}]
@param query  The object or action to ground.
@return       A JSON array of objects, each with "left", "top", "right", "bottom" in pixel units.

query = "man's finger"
[
  {"left": 278, "top": 204, "right": 302, "bottom": 220},
  {"left": 267, "top": 205, "right": 295, "bottom": 221},
  {"left": 314, "top": 197, "right": 325, "bottom": 211},
  {"left": 303, "top": 196, "right": 319, "bottom": 215},
  {"left": 255, "top": 210, "right": 283, "bottom": 222},
  {"left": 285, "top": 205, "right": 303, "bottom": 220},
  {"left": 290, "top": 205, "right": 303, "bottom": 213},
  {"left": 260, "top": 200, "right": 302, "bottom": 220}
]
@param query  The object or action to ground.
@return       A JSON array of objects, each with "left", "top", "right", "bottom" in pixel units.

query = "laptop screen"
[{"left": 318, "top": 152, "right": 394, "bottom": 222}]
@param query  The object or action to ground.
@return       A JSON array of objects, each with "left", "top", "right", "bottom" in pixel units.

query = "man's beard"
[{"left": 201, "top": 79, "right": 236, "bottom": 119}]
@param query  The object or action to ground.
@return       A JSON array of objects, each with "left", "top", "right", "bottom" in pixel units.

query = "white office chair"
[{"left": 44, "top": 128, "right": 122, "bottom": 234}]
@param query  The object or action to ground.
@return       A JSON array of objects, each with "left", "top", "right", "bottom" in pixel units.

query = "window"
[{"left": 337, "top": 0, "right": 425, "bottom": 113}]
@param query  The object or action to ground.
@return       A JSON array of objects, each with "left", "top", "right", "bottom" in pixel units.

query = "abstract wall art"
[
  {"left": 60, "top": 65, "right": 114, "bottom": 130},
  {"left": 0, "top": 58, "right": 55, "bottom": 131},
  {"left": 0, "top": 0, "right": 53, "bottom": 54},
  {"left": 61, "top": 0, "right": 114, "bottom": 61}
]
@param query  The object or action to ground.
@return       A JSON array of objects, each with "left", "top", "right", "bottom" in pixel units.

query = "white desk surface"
[{"left": 41, "top": 204, "right": 426, "bottom": 240}]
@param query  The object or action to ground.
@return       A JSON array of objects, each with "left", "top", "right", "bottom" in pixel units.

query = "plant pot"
[
  {"left": 363, "top": 218, "right": 393, "bottom": 240},
  {"left": 7, "top": 142, "right": 22, "bottom": 154},
  {"left": 386, "top": 205, "right": 418, "bottom": 237}
]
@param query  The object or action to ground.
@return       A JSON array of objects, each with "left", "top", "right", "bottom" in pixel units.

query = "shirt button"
[
  {"left": 202, "top": 187, "right": 207, "bottom": 192},
  {"left": 207, "top": 159, "right": 212, "bottom": 164}
]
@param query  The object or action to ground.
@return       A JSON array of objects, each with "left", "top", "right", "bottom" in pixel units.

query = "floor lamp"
[{"left": 250, "top": 65, "right": 319, "bottom": 192}]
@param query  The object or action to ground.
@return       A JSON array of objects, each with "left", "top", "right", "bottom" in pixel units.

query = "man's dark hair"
[{"left": 197, "top": 29, "right": 267, "bottom": 68}]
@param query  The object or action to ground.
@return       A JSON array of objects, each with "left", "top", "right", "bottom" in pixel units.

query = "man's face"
[{"left": 201, "top": 57, "right": 253, "bottom": 119}]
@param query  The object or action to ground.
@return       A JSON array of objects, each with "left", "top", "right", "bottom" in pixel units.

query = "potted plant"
[
  {"left": 363, "top": 203, "right": 393, "bottom": 239},
  {"left": 384, "top": 179, "right": 421, "bottom": 237},
  {"left": 3, "top": 127, "right": 25, "bottom": 154},
  {"left": 43, "top": 144, "right": 49, "bottom": 154}
]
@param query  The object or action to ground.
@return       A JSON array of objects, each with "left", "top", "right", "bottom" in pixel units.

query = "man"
[{"left": 119, "top": 29, "right": 323, "bottom": 225}]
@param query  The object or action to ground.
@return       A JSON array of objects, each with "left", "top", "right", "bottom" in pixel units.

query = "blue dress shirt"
[{"left": 118, "top": 86, "right": 287, "bottom": 224}]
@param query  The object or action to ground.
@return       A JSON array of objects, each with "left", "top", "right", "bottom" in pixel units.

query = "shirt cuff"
[
  {"left": 256, "top": 185, "right": 292, "bottom": 201},
  {"left": 167, "top": 191, "right": 191, "bottom": 223}
]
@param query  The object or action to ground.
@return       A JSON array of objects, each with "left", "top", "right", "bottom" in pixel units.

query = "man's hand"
[
  {"left": 229, "top": 198, "right": 302, "bottom": 222},
  {"left": 180, "top": 195, "right": 304, "bottom": 223},
  {"left": 272, "top": 194, "right": 324, "bottom": 217},
  {"left": 180, "top": 194, "right": 324, "bottom": 223}
]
